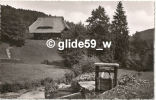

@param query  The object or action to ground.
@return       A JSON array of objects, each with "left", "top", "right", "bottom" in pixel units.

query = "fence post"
[
  {"left": 114, "top": 67, "right": 118, "bottom": 87},
  {"left": 95, "top": 65, "right": 99, "bottom": 92}
]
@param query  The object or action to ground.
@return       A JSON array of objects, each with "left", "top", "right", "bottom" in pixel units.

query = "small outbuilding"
[{"left": 29, "top": 16, "right": 69, "bottom": 40}]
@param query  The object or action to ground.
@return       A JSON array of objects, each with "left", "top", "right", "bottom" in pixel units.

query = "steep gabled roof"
[{"left": 29, "top": 16, "right": 69, "bottom": 34}]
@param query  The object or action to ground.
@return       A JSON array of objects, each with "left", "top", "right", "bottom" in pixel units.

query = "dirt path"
[
  {"left": 18, "top": 87, "right": 45, "bottom": 99},
  {"left": 18, "top": 91, "right": 45, "bottom": 99},
  {"left": 0, "top": 87, "right": 45, "bottom": 99}
]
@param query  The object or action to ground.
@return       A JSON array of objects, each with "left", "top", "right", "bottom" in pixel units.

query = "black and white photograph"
[{"left": 0, "top": 1, "right": 154, "bottom": 99}]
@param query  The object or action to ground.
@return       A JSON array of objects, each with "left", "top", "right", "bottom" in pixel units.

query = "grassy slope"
[
  {"left": 0, "top": 63, "right": 69, "bottom": 83},
  {"left": 0, "top": 40, "right": 68, "bottom": 83},
  {"left": 0, "top": 40, "right": 63, "bottom": 64}
]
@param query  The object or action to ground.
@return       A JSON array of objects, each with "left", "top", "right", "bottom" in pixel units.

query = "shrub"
[
  {"left": 72, "top": 55, "right": 100, "bottom": 76},
  {"left": 72, "top": 64, "right": 82, "bottom": 76},
  {"left": 55, "top": 78, "right": 66, "bottom": 85},
  {"left": 44, "top": 78, "right": 58, "bottom": 98},
  {"left": 0, "top": 82, "right": 24, "bottom": 93},
  {"left": 0, "top": 83, "right": 19, "bottom": 93},
  {"left": 0, "top": 78, "right": 52, "bottom": 93},
  {"left": 118, "top": 74, "right": 136, "bottom": 85},
  {"left": 64, "top": 71, "right": 75, "bottom": 84},
  {"left": 41, "top": 60, "right": 49, "bottom": 65},
  {"left": 95, "top": 73, "right": 153, "bottom": 99},
  {"left": 126, "top": 50, "right": 153, "bottom": 71}
]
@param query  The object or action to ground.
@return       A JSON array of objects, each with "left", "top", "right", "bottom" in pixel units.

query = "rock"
[
  {"left": 0, "top": 92, "right": 20, "bottom": 99},
  {"left": 58, "top": 83, "right": 71, "bottom": 89},
  {"left": 79, "top": 81, "right": 95, "bottom": 91},
  {"left": 36, "top": 87, "right": 44, "bottom": 92},
  {"left": 76, "top": 73, "right": 95, "bottom": 81}
]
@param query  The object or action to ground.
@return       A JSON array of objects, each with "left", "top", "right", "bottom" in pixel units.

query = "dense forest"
[
  {"left": 1, "top": 5, "right": 48, "bottom": 46},
  {"left": 0, "top": 2, "right": 154, "bottom": 75},
  {"left": 129, "top": 28, "right": 154, "bottom": 71}
]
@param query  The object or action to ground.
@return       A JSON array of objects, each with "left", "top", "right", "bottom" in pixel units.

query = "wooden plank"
[
  {"left": 58, "top": 92, "right": 83, "bottom": 99},
  {"left": 95, "top": 66, "right": 99, "bottom": 92},
  {"left": 98, "top": 69, "right": 114, "bottom": 72},
  {"left": 114, "top": 67, "right": 118, "bottom": 87},
  {"left": 94, "top": 63, "right": 119, "bottom": 67}
]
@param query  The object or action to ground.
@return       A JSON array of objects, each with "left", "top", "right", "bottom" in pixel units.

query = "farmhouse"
[{"left": 29, "top": 16, "right": 69, "bottom": 39}]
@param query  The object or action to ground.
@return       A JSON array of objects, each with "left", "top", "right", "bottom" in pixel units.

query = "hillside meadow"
[
  {"left": 0, "top": 40, "right": 62, "bottom": 64},
  {"left": 0, "top": 63, "right": 70, "bottom": 84}
]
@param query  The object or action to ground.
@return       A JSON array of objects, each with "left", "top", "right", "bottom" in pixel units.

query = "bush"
[
  {"left": 44, "top": 78, "right": 58, "bottom": 98},
  {"left": 129, "top": 34, "right": 154, "bottom": 71},
  {"left": 0, "top": 78, "right": 55, "bottom": 93},
  {"left": 0, "top": 80, "right": 44, "bottom": 93},
  {"left": 41, "top": 60, "right": 49, "bottom": 65},
  {"left": 64, "top": 71, "right": 75, "bottom": 84},
  {"left": 126, "top": 50, "right": 153, "bottom": 71},
  {"left": 0, "top": 83, "right": 21, "bottom": 93},
  {"left": 60, "top": 51, "right": 83, "bottom": 68},
  {"left": 72, "top": 55, "right": 100, "bottom": 76},
  {"left": 96, "top": 74, "right": 153, "bottom": 99},
  {"left": 72, "top": 64, "right": 82, "bottom": 76}
]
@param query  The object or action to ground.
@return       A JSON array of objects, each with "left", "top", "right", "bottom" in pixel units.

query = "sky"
[{"left": 0, "top": 1, "right": 154, "bottom": 35}]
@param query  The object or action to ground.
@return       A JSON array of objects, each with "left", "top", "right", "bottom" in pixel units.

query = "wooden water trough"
[
  {"left": 94, "top": 63, "right": 119, "bottom": 92},
  {"left": 48, "top": 63, "right": 119, "bottom": 99}
]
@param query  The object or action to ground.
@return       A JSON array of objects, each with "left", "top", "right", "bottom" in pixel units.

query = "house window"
[{"left": 37, "top": 26, "right": 53, "bottom": 29}]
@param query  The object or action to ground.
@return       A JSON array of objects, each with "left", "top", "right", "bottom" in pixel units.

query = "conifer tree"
[
  {"left": 111, "top": 2, "right": 129, "bottom": 67},
  {"left": 87, "top": 6, "right": 110, "bottom": 44},
  {"left": 86, "top": 6, "right": 113, "bottom": 62}
]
